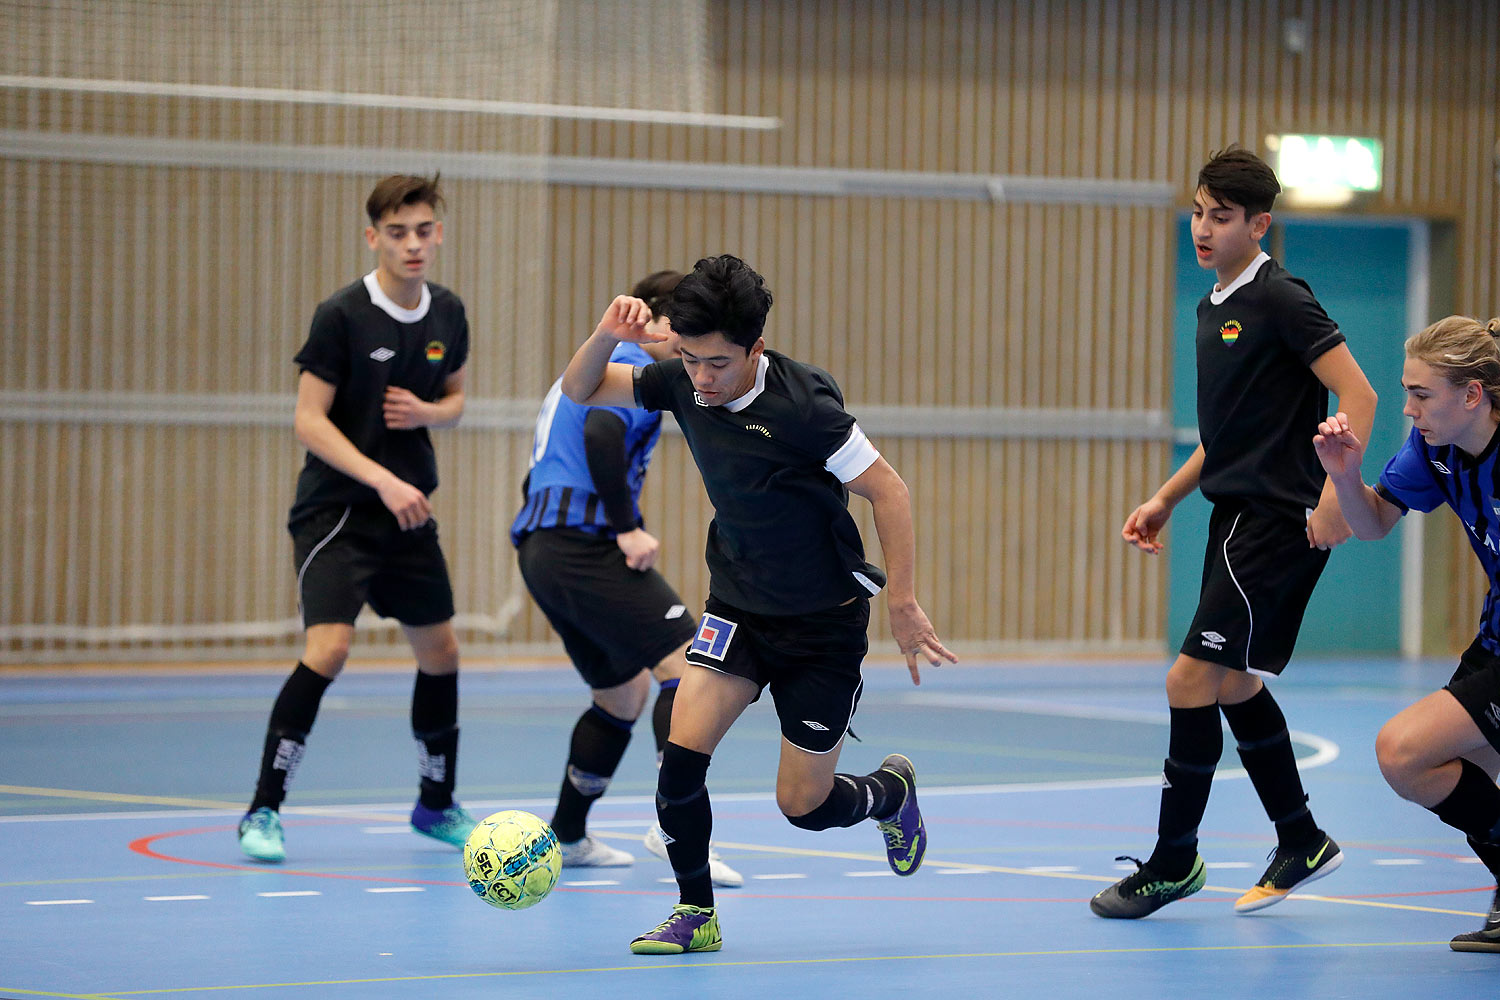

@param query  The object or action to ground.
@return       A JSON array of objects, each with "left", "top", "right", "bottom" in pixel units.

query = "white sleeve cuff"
[{"left": 825, "top": 424, "right": 879, "bottom": 483}]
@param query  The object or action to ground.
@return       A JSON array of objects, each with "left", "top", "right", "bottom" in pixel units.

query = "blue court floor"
[{"left": 2, "top": 655, "right": 1496, "bottom": 999}]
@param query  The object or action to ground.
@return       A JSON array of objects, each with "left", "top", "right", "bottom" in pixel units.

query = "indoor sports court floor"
[{"left": 3, "top": 655, "right": 1496, "bottom": 999}]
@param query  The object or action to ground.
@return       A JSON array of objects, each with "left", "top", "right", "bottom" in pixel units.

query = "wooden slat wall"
[{"left": 2, "top": 0, "right": 1497, "bottom": 661}]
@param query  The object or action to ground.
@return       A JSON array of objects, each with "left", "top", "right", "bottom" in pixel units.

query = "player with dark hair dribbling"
[
  {"left": 561, "top": 253, "right": 956, "bottom": 954},
  {"left": 513, "top": 268, "right": 741, "bottom": 888}
]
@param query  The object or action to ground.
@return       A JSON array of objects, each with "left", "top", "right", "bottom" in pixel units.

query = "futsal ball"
[{"left": 462, "top": 810, "right": 562, "bottom": 911}]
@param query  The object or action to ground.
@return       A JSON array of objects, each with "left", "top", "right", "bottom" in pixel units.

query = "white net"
[{"left": 0, "top": 0, "right": 713, "bottom": 662}]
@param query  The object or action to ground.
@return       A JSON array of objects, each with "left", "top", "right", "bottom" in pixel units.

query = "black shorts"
[
  {"left": 686, "top": 594, "right": 869, "bottom": 755},
  {"left": 1446, "top": 637, "right": 1500, "bottom": 753},
  {"left": 517, "top": 528, "right": 698, "bottom": 690},
  {"left": 291, "top": 503, "right": 454, "bottom": 628},
  {"left": 1180, "top": 502, "right": 1329, "bottom": 676}
]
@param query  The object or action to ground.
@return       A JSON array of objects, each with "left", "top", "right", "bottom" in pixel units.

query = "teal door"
[{"left": 1167, "top": 217, "right": 1418, "bottom": 656}]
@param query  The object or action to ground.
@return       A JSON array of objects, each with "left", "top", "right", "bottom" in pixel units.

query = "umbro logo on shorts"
[
  {"left": 665, "top": 604, "right": 686, "bottom": 620},
  {"left": 369, "top": 347, "right": 396, "bottom": 362},
  {"left": 1200, "top": 630, "right": 1226, "bottom": 651},
  {"left": 690, "top": 614, "right": 737, "bottom": 661},
  {"left": 802, "top": 720, "right": 830, "bottom": 732}
]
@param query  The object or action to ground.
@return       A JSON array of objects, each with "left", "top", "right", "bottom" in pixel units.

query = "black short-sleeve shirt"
[
  {"left": 1195, "top": 256, "right": 1345, "bottom": 519},
  {"left": 633, "top": 349, "right": 886, "bottom": 615},
  {"left": 289, "top": 274, "right": 469, "bottom": 525}
]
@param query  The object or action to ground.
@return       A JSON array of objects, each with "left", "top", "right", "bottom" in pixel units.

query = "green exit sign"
[{"left": 1266, "top": 134, "right": 1383, "bottom": 197}]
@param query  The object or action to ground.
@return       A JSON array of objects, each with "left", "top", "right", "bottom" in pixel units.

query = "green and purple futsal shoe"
[
  {"left": 630, "top": 904, "right": 722, "bottom": 955},
  {"left": 874, "top": 754, "right": 926, "bottom": 876}
]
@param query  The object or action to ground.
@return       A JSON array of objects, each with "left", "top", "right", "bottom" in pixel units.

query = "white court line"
[
  {"left": 844, "top": 871, "right": 896, "bottom": 878},
  {"left": 365, "top": 887, "right": 425, "bottom": 893},
  {"left": 937, "top": 868, "right": 992, "bottom": 876},
  {"left": 1022, "top": 865, "right": 1079, "bottom": 873},
  {"left": 25, "top": 898, "right": 92, "bottom": 905},
  {"left": 145, "top": 894, "right": 209, "bottom": 901},
  {"left": 562, "top": 880, "right": 619, "bottom": 887},
  {"left": 257, "top": 890, "right": 321, "bottom": 897},
  {"left": 1206, "top": 862, "right": 1253, "bottom": 870},
  {"left": 904, "top": 692, "right": 1342, "bottom": 783},
  {"left": 1373, "top": 858, "right": 1425, "bottom": 866},
  {"left": 751, "top": 873, "right": 807, "bottom": 881}
]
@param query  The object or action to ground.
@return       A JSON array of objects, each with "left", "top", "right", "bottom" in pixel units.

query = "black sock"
[
  {"left": 1147, "top": 704, "right": 1222, "bottom": 879},
  {"left": 412, "top": 670, "right": 459, "bottom": 810},
  {"left": 1431, "top": 759, "right": 1500, "bottom": 879},
  {"left": 651, "top": 679, "right": 678, "bottom": 761},
  {"left": 551, "top": 704, "right": 634, "bottom": 843},
  {"left": 657, "top": 741, "right": 714, "bottom": 908},
  {"left": 250, "top": 662, "right": 331, "bottom": 812},
  {"left": 786, "top": 770, "right": 905, "bottom": 830},
  {"left": 1221, "top": 686, "right": 1318, "bottom": 848}
]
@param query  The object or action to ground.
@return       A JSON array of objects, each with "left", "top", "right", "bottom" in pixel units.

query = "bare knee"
[
  {"left": 592, "top": 671, "right": 651, "bottom": 721},
  {"left": 302, "top": 630, "right": 351, "bottom": 678},
  {"left": 1375, "top": 721, "right": 1428, "bottom": 801},
  {"left": 1164, "top": 656, "right": 1226, "bottom": 707},
  {"left": 777, "top": 778, "right": 832, "bottom": 819}
]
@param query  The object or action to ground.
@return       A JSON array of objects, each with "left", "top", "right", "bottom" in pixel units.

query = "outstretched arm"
[
  {"left": 846, "top": 456, "right": 957, "bottom": 685},
  {"left": 562, "top": 295, "right": 664, "bottom": 406},
  {"left": 1312, "top": 411, "right": 1403, "bottom": 541}
]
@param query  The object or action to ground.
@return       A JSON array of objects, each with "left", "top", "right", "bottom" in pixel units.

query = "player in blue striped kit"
[{"left": 1313, "top": 313, "right": 1500, "bottom": 952}]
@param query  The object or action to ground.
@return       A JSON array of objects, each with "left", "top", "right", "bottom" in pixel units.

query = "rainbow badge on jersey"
[
  {"left": 1219, "top": 320, "right": 1242, "bottom": 346},
  {"left": 426, "top": 341, "right": 446, "bottom": 363}
]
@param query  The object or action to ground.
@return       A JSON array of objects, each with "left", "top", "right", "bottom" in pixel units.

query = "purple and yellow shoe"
[
  {"left": 629, "top": 904, "right": 722, "bottom": 955},
  {"left": 874, "top": 754, "right": 926, "bottom": 876}
]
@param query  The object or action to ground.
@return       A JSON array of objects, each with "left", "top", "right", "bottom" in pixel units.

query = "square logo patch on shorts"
[{"left": 690, "top": 613, "right": 738, "bottom": 661}]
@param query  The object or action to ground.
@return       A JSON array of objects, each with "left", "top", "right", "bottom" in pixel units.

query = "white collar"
[
  {"left": 363, "top": 270, "right": 431, "bottom": 323},
  {"left": 719, "top": 353, "right": 770, "bottom": 412},
  {"left": 1209, "top": 252, "right": 1270, "bottom": 305}
]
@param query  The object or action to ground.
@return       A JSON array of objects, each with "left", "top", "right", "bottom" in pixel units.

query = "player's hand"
[
  {"left": 375, "top": 475, "right": 432, "bottom": 531},
  {"left": 383, "top": 386, "right": 432, "bottom": 430},
  {"left": 615, "top": 527, "right": 660, "bottom": 571},
  {"left": 1122, "top": 497, "right": 1170, "bottom": 554},
  {"left": 595, "top": 296, "right": 666, "bottom": 345},
  {"left": 1306, "top": 498, "right": 1352, "bottom": 550},
  {"left": 889, "top": 600, "right": 957, "bottom": 686},
  {"left": 1312, "top": 411, "right": 1365, "bottom": 480}
]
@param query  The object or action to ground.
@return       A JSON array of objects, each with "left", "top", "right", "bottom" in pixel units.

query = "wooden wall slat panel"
[{"left": 3, "top": 0, "right": 1497, "bottom": 660}]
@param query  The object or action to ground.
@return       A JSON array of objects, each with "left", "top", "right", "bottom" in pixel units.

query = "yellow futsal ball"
[{"left": 462, "top": 810, "right": 562, "bottom": 910}]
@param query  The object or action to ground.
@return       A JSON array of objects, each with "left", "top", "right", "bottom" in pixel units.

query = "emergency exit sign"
[{"left": 1266, "top": 134, "right": 1383, "bottom": 196}]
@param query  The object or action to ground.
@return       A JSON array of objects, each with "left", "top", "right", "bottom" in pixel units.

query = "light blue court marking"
[{"left": 25, "top": 898, "right": 92, "bottom": 905}]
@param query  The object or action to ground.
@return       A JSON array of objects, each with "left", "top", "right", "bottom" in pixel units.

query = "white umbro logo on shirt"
[
  {"left": 665, "top": 604, "right": 686, "bottom": 620},
  {"left": 802, "top": 720, "right": 830, "bottom": 731},
  {"left": 1200, "top": 631, "right": 1226, "bottom": 650},
  {"left": 1432, "top": 460, "right": 1451, "bottom": 474},
  {"left": 369, "top": 347, "right": 396, "bottom": 362}
]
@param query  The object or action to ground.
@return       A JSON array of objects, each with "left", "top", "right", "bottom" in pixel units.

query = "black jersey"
[
  {"left": 1195, "top": 255, "right": 1345, "bottom": 519},
  {"left": 289, "top": 273, "right": 470, "bottom": 525},
  {"left": 633, "top": 349, "right": 886, "bottom": 616}
]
